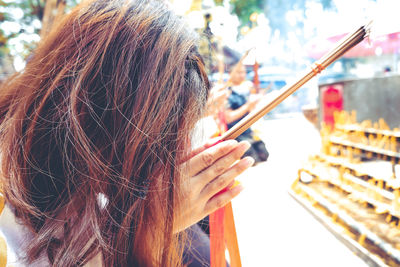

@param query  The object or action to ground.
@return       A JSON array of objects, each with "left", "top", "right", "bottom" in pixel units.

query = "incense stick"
[{"left": 221, "top": 22, "right": 372, "bottom": 141}]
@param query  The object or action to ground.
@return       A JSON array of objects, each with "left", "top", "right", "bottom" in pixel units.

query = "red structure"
[
  {"left": 321, "top": 84, "right": 343, "bottom": 128},
  {"left": 253, "top": 61, "right": 260, "bottom": 93}
]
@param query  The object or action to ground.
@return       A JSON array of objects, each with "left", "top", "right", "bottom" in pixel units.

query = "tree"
[
  {"left": 229, "top": 0, "right": 265, "bottom": 27},
  {"left": 41, "top": 0, "right": 67, "bottom": 37},
  {"left": 0, "top": 0, "right": 80, "bottom": 79}
]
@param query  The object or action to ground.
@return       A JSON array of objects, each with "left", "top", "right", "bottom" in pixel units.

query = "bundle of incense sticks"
[{"left": 221, "top": 21, "right": 372, "bottom": 141}]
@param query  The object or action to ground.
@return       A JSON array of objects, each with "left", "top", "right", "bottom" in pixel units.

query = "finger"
[
  {"left": 214, "top": 90, "right": 228, "bottom": 102},
  {"left": 201, "top": 157, "right": 254, "bottom": 198},
  {"left": 186, "top": 140, "right": 239, "bottom": 177},
  {"left": 195, "top": 142, "right": 251, "bottom": 186},
  {"left": 182, "top": 138, "right": 221, "bottom": 164},
  {"left": 204, "top": 183, "right": 244, "bottom": 215}
]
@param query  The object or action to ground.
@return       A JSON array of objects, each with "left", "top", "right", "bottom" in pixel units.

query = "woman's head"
[
  {"left": 0, "top": 0, "right": 209, "bottom": 266},
  {"left": 230, "top": 63, "right": 246, "bottom": 85}
]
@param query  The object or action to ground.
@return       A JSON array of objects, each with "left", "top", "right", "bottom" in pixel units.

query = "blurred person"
[
  {"left": 0, "top": 0, "right": 254, "bottom": 266},
  {"left": 191, "top": 83, "right": 229, "bottom": 149},
  {"left": 225, "top": 63, "right": 269, "bottom": 164},
  {"left": 205, "top": 83, "right": 230, "bottom": 119}
]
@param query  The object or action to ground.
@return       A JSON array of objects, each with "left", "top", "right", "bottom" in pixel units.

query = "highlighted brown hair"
[{"left": 0, "top": 0, "right": 209, "bottom": 266}]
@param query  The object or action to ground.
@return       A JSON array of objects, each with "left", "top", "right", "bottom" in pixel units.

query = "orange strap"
[
  {"left": 210, "top": 203, "right": 242, "bottom": 267},
  {"left": 209, "top": 110, "right": 242, "bottom": 267},
  {"left": 210, "top": 207, "right": 226, "bottom": 267},
  {"left": 224, "top": 202, "right": 241, "bottom": 267}
]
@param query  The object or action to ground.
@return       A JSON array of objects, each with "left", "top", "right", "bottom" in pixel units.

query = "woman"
[
  {"left": 225, "top": 63, "right": 269, "bottom": 164},
  {"left": 0, "top": 0, "right": 253, "bottom": 266}
]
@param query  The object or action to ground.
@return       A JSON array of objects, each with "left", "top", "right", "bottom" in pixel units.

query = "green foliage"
[
  {"left": 0, "top": 1, "right": 43, "bottom": 62},
  {"left": 230, "top": 0, "right": 264, "bottom": 26},
  {"left": 6, "top": 0, "right": 80, "bottom": 27},
  {"left": 0, "top": 0, "right": 80, "bottom": 45},
  {"left": 213, "top": 0, "right": 224, "bottom": 5},
  {"left": 0, "top": 0, "right": 80, "bottom": 75}
]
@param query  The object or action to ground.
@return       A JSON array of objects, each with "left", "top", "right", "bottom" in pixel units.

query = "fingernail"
[
  {"left": 230, "top": 180, "right": 241, "bottom": 189},
  {"left": 243, "top": 157, "right": 255, "bottom": 166},
  {"left": 233, "top": 183, "right": 244, "bottom": 192},
  {"left": 227, "top": 180, "right": 235, "bottom": 189},
  {"left": 225, "top": 140, "right": 238, "bottom": 148}
]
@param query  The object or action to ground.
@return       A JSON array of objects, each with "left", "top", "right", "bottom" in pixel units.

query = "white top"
[
  {"left": 0, "top": 198, "right": 50, "bottom": 266},
  {"left": 0, "top": 195, "right": 102, "bottom": 267}
]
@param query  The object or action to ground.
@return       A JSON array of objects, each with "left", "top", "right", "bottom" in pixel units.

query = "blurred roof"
[{"left": 306, "top": 31, "right": 400, "bottom": 59}]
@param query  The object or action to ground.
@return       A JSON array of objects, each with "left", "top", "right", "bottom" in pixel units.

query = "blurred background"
[
  {"left": 1, "top": 0, "right": 399, "bottom": 114},
  {"left": 1, "top": 0, "right": 400, "bottom": 266}
]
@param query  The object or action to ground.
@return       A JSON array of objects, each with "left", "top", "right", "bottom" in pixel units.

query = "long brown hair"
[{"left": 0, "top": 0, "right": 209, "bottom": 266}]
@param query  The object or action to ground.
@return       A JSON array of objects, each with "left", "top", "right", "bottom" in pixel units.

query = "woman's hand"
[
  {"left": 247, "top": 94, "right": 262, "bottom": 110},
  {"left": 174, "top": 139, "right": 254, "bottom": 233}
]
